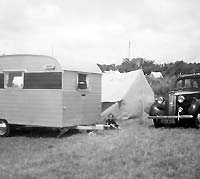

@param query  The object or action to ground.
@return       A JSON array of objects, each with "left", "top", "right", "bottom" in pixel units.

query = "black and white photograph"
[{"left": 0, "top": 0, "right": 200, "bottom": 178}]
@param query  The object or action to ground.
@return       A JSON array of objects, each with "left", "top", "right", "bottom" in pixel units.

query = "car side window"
[
  {"left": 192, "top": 80, "right": 198, "bottom": 88},
  {"left": 176, "top": 80, "right": 183, "bottom": 89},
  {"left": 184, "top": 79, "right": 191, "bottom": 88}
]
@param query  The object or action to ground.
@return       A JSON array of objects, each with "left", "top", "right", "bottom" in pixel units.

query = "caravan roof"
[{"left": 0, "top": 54, "right": 102, "bottom": 74}]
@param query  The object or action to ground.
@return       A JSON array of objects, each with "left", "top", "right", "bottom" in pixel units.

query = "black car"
[{"left": 148, "top": 74, "right": 200, "bottom": 128}]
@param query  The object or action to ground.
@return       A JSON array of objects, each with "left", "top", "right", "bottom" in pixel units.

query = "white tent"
[
  {"left": 101, "top": 69, "right": 154, "bottom": 120},
  {"left": 150, "top": 72, "right": 163, "bottom": 78}
]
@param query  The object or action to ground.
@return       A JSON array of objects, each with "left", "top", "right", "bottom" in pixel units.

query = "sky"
[{"left": 0, "top": 0, "right": 200, "bottom": 64}]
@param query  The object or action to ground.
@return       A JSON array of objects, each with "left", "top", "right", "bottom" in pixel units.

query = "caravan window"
[
  {"left": 0, "top": 74, "right": 4, "bottom": 88},
  {"left": 24, "top": 72, "right": 62, "bottom": 89},
  {"left": 77, "top": 73, "right": 88, "bottom": 89},
  {"left": 4, "top": 71, "right": 24, "bottom": 88}
]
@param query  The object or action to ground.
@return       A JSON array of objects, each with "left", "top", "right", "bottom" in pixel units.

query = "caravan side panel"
[
  {"left": 62, "top": 71, "right": 101, "bottom": 126},
  {"left": 0, "top": 90, "right": 63, "bottom": 127}
]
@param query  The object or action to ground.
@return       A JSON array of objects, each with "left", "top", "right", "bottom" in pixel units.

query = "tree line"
[{"left": 98, "top": 58, "right": 200, "bottom": 77}]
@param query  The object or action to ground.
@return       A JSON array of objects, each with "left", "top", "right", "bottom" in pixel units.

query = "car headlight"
[
  {"left": 177, "top": 95, "right": 185, "bottom": 103},
  {"left": 157, "top": 97, "right": 164, "bottom": 104}
]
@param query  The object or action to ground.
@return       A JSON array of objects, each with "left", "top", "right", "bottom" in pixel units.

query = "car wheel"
[
  {"left": 0, "top": 119, "right": 10, "bottom": 137},
  {"left": 175, "top": 118, "right": 180, "bottom": 127},
  {"left": 153, "top": 119, "right": 161, "bottom": 128},
  {"left": 194, "top": 116, "right": 200, "bottom": 129}
]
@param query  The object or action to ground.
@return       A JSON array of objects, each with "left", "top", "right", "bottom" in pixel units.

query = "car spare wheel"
[{"left": 0, "top": 119, "right": 10, "bottom": 137}]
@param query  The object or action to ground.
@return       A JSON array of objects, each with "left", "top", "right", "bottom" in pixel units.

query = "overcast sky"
[{"left": 0, "top": 0, "right": 200, "bottom": 64}]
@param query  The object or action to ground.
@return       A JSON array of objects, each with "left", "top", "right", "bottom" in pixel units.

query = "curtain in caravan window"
[
  {"left": 0, "top": 74, "right": 4, "bottom": 88},
  {"left": 5, "top": 72, "right": 23, "bottom": 88},
  {"left": 24, "top": 72, "right": 62, "bottom": 89},
  {"left": 78, "top": 73, "right": 88, "bottom": 89}
]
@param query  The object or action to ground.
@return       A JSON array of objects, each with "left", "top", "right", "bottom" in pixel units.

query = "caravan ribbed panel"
[{"left": 0, "top": 89, "right": 63, "bottom": 127}]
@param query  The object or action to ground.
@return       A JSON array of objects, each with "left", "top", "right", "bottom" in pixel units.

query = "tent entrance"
[{"left": 102, "top": 102, "right": 115, "bottom": 112}]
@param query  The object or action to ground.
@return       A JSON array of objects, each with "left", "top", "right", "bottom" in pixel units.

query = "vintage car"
[{"left": 148, "top": 74, "right": 200, "bottom": 128}]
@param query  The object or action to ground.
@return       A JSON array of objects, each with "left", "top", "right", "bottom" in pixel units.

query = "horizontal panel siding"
[
  {"left": 62, "top": 71, "right": 77, "bottom": 91},
  {"left": 62, "top": 71, "right": 102, "bottom": 126},
  {"left": 0, "top": 89, "right": 63, "bottom": 127},
  {"left": 88, "top": 74, "right": 101, "bottom": 93},
  {"left": 63, "top": 71, "right": 102, "bottom": 93},
  {"left": 62, "top": 91, "right": 101, "bottom": 126},
  {"left": 62, "top": 73, "right": 100, "bottom": 126}
]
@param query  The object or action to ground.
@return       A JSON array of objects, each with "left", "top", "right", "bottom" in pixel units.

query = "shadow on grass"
[
  {"left": 148, "top": 123, "right": 199, "bottom": 129},
  {"left": 10, "top": 127, "right": 80, "bottom": 138}
]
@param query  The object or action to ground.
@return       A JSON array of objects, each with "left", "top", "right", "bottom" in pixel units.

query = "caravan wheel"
[{"left": 0, "top": 119, "right": 10, "bottom": 137}]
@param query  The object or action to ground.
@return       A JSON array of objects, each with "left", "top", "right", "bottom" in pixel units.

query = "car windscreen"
[{"left": 175, "top": 77, "right": 200, "bottom": 90}]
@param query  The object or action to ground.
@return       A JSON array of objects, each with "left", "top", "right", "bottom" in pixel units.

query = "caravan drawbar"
[{"left": 0, "top": 54, "right": 102, "bottom": 137}]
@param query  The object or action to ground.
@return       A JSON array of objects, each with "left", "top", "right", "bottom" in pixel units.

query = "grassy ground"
[{"left": 0, "top": 118, "right": 200, "bottom": 179}]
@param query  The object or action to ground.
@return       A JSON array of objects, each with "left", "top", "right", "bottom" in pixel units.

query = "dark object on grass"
[{"left": 105, "top": 113, "right": 120, "bottom": 129}]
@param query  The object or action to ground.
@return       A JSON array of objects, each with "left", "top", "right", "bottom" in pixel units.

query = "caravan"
[{"left": 0, "top": 54, "right": 102, "bottom": 136}]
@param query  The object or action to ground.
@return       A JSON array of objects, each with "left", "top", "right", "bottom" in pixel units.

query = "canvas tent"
[
  {"left": 150, "top": 72, "right": 163, "bottom": 78},
  {"left": 101, "top": 69, "right": 154, "bottom": 119}
]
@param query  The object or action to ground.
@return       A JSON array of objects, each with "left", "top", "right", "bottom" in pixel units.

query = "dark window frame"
[
  {"left": 4, "top": 71, "right": 24, "bottom": 89},
  {"left": 77, "top": 73, "right": 88, "bottom": 90},
  {"left": 24, "top": 72, "right": 62, "bottom": 89},
  {"left": 0, "top": 73, "right": 4, "bottom": 89}
]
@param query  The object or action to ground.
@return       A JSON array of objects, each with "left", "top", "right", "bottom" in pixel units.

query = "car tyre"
[
  {"left": 194, "top": 117, "right": 200, "bottom": 129},
  {"left": 0, "top": 119, "right": 10, "bottom": 137},
  {"left": 153, "top": 119, "right": 162, "bottom": 128}
]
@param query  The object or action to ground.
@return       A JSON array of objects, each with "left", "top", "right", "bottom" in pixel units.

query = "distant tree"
[
  {"left": 142, "top": 60, "right": 155, "bottom": 75},
  {"left": 117, "top": 58, "right": 143, "bottom": 72},
  {"left": 118, "top": 58, "right": 144, "bottom": 72},
  {"left": 132, "top": 58, "right": 144, "bottom": 68},
  {"left": 98, "top": 58, "right": 200, "bottom": 77}
]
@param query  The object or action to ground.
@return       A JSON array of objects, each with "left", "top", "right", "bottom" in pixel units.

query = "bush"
[{"left": 146, "top": 76, "right": 177, "bottom": 96}]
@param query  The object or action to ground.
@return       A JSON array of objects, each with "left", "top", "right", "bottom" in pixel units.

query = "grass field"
[{"left": 1, "top": 117, "right": 200, "bottom": 179}]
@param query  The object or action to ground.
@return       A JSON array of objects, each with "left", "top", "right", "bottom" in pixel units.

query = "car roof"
[{"left": 177, "top": 73, "right": 200, "bottom": 80}]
